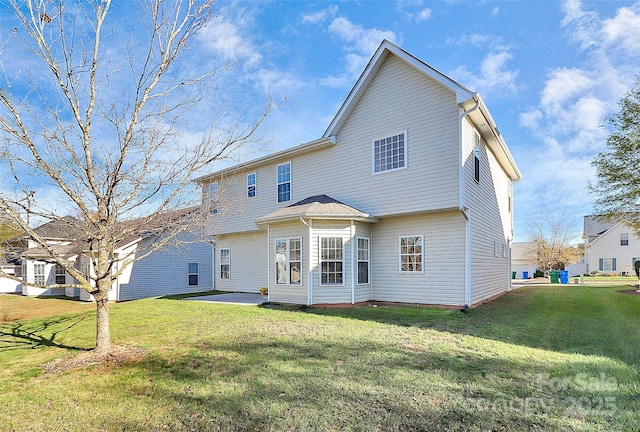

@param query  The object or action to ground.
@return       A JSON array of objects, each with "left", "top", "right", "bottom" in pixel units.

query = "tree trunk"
[{"left": 94, "top": 288, "right": 111, "bottom": 352}]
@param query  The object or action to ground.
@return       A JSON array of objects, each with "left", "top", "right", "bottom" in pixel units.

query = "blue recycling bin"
[
  {"left": 523, "top": 271, "right": 529, "bottom": 279},
  {"left": 559, "top": 270, "right": 569, "bottom": 284}
]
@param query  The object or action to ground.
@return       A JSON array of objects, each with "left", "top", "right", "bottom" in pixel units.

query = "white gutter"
[
  {"left": 459, "top": 93, "right": 479, "bottom": 309},
  {"left": 299, "top": 217, "right": 313, "bottom": 306}
]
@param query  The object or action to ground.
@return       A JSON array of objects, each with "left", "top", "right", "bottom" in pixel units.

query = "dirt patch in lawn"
[
  {"left": 618, "top": 289, "right": 640, "bottom": 296},
  {"left": 44, "top": 345, "right": 146, "bottom": 374}
]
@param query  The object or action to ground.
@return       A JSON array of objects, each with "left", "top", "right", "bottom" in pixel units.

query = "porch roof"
[{"left": 255, "top": 195, "right": 378, "bottom": 226}]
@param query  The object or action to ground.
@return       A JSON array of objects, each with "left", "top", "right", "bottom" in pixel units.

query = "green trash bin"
[
  {"left": 550, "top": 270, "right": 559, "bottom": 284},
  {"left": 512, "top": 271, "right": 516, "bottom": 279}
]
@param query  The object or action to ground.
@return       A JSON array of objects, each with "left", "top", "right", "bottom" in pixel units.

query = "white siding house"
[
  {"left": 583, "top": 216, "right": 640, "bottom": 276},
  {"left": 197, "top": 40, "right": 522, "bottom": 307},
  {"left": 13, "top": 217, "right": 212, "bottom": 301}
]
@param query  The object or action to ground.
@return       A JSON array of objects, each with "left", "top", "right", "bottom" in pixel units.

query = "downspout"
[
  {"left": 459, "top": 93, "right": 479, "bottom": 309},
  {"left": 299, "top": 217, "right": 313, "bottom": 306},
  {"left": 210, "top": 238, "right": 216, "bottom": 291},
  {"left": 266, "top": 226, "right": 270, "bottom": 302},
  {"left": 350, "top": 220, "right": 355, "bottom": 304}
]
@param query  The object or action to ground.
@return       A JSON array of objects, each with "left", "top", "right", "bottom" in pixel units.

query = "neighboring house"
[
  {"left": 0, "top": 253, "right": 21, "bottom": 293},
  {"left": 510, "top": 242, "right": 538, "bottom": 279},
  {"left": 583, "top": 215, "right": 640, "bottom": 276},
  {"left": 196, "top": 40, "right": 522, "bottom": 307},
  {"left": 11, "top": 215, "right": 212, "bottom": 301}
]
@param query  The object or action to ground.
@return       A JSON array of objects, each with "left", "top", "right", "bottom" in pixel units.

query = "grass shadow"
[
  {"left": 158, "top": 290, "right": 229, "bottom": 300},
  {"left": 0, "top": 312, "right": 92, "bottom": 352},
  {"left": 290, "top": 285, "right": 640, "bottom": 367}
]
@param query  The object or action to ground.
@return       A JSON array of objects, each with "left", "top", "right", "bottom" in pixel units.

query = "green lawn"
[{"left": 1, "top": 286, "right": 639, "bottom": 431}]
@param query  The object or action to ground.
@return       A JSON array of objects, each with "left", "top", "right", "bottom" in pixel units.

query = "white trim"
[
  {"left": 371, "top": 130, "right": 408, "bottom": 176},
  {"left": 318, "top": 236, "right": 345, "bottom": 286},
  {"left": 274, "top": 237, "right": 302, "bottom": 285},
  {"left": 356, "top": 236, "right": 371, "bottom": 285},
  {"left": 276, "top": 161, "right": 292, "bottom": 203},
  {"left": 188, "top": 262, "right": 199, "bottom": 286},
  {"left": 220, "top": 248, "right": 230, "bottom": 280},
  {"left": 398, "top": 235, "right": 424, "bottom": 274},
  {"left": 247, "top": 172, "right": 256, "bottom": 198}
]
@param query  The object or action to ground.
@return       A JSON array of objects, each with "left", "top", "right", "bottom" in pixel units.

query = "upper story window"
[
  {"left": 621, "top": 233, "right": 629, "bottom": 246},
  {"left": 247, "top": 173, "right": 256, "bottom": 198},
  {"left": 277, "top": 162, "right": 291, "bottom": 203},
  {"left": 373, "top": 132, "right": 406, "bottom": 174},
  {"left": 209, "top": 182, "right": 219, "bottom": 214}
]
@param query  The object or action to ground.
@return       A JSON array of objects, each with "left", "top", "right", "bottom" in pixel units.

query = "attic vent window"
[{"left": 373, "top": 132, "right": 406, "bottom": 174}]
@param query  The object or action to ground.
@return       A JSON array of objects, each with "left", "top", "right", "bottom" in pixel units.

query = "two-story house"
[
  {"left": 12, "top": 215, "right": 212, "bottom": 301},
  {"left": 583, "top": 215, "right": 640, "bottom": 276},
  {"left": 196, "top": 40, "right": 522, "bottom": 307}
]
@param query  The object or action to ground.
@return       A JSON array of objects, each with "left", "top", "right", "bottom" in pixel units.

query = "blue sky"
[
  {"left": 194, "top": 0, "right": 640, "bottom": 243},
  {"left": 2, "top": 1, "right": 640, "bottom": 242}
]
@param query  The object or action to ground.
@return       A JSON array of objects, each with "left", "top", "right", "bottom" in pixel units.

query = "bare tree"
[
  {"left": 0, "top": 0, "right": 267, "bottom": 352},
  {"left": 527, "top": 212, "right": 582, "bottom": 273}
]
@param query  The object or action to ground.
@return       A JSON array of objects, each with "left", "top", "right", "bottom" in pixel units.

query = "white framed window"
[
  {"left": 599, "top": 258, "right": 616, "bottom": 271},
  {"left": 373, "top": 131, "right": 406, "bottom": 174},
  {"left": 277, "top": 162, "right": 291, "bottom": 203},
  {"left": 399, "top": 236, "right": 423, "bottom": 273},
  {"left": 21, "top": 262, "right": 27, "bottom": 282},
  {"left": 275, "top": 238, "right": 301, "bottom": 285},
  {"left": 220, "top": 249, "right": 230, "bottom": 279},
  {"left": 209, "top": 182, "right": 219, "bottom": 214},
  {"left": 320, "top": 237, "right": 344, "bottom": 285},
  {"left": 34, "top": 263, "right": 45, "bottom": 285},
  {"left": 621, "top": 233, "right": 629, "bottom": 246},
  {"left": 247, "top": 173, "right": 256, "bottom": 198},
  {"left": 357, "top": 237, "right": 370, "bottom": 285},
  {"left": 55, "top": 264, "right": 65, "bottom": 285},
  {"left": 188, "top": 262, "right": 199, "bottom": 286}
]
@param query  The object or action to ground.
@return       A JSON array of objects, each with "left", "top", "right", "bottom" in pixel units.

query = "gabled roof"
[
  {"left": 323, "top": 39, "right": 521, "bottom": 182},
  {"left": 12, "top": 216, "right": 82, "bottom": 242},
  {"left": 583, "top": 215, "right": 615, "bottom": 239},
  {"left": 587, "top": 220, "right": 631, "bottom": 246},
  {"left": 255, "top": 195, "right": 377, "bottom": 226},
  {"left": 323, "top": 39, "right": 474, "bottom": 137}
]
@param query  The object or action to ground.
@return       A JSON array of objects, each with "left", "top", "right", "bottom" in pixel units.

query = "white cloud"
[
  {"left": 514, "top": 0, "right": 640, "bottom": 238},
  {"left": 416, "top": 8, "right": 432, "bottom": 21},
  {"left": 602, "top": 6, "right": 640, "bottom": 55},
  {"left": 328, "top": 17, "right": 396, "bottom": 57},
  {"left": 251, "top": 68, "right": 308, "bottom": 96},
  {"left": 302, "top": 6, "right": 338, "bottom": 24},
  {"left": 198, "top": 17, "right": 262, "bottom": 68},
  {"left": 320, "top": 17, "right": 397, "bottom": 86},
  {"left": 395, "top": 0, "right": 431, "bottom": 22},
  {"left": 451, "top": 50, "right": 519, "bottom": 94},
  {"left": 540, "top": 68, "right": 595, "bottom": 107}
]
